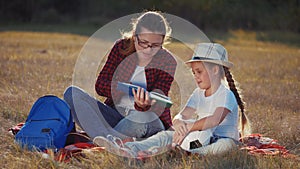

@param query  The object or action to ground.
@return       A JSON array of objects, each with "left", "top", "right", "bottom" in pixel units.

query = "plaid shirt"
[{"left": 95, "top": 39, "right": 177, "bottom": 129}]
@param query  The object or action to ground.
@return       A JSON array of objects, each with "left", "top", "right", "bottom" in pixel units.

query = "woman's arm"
[
  {"left": 95, "top": 41, "right": 123, "bottom": 97},
  {"left": 135, "top": 51, "right": 177, "bottom": 129}
]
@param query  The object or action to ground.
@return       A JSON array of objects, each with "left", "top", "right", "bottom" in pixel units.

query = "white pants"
[{"left": 125, "top": 130, "right": 238, "bottom": 155}]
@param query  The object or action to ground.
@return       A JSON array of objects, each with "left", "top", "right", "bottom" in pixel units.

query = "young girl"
[
  {"left": 64, "top": 11, "right": 177, "bottom": 139},
  {"left": 93, "top": 43, "right": 251, "bottom": 157}
]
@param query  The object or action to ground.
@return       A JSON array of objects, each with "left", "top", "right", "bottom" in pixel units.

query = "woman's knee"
[
  {"left": 126, "top": 111, "right": 160, "bottom": 123},
  {"left": 63, "top": 86, "right": 85, "bottom": 103}
]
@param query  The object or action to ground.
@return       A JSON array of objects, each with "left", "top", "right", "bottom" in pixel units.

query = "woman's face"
[{"left": 134, "top": 27, "right": 164, "bottom": 65}]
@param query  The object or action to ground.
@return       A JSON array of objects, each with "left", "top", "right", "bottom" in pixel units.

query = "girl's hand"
[
  {"left": 172, "top": 130, "right": 187, "bottom": 146},
  {"left": 132, "top": 87, "right": 155, "bottom": 108},
  {"left": 173, "top": 119, "right": 189, "bottom": 136},
  {"left": 172, "top": 119, "right": 189, "bottom": 145}
]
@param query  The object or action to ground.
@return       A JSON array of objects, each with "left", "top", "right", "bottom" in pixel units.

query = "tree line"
[{"left": 1, "top": 0, "right": 299, "bottom": 32}]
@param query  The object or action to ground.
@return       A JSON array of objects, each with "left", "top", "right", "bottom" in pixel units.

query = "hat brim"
[{"left": 185, "top": 59, "right": 233, "bottom": 68}]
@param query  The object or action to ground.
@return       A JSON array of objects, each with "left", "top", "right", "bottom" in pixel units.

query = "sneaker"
[
  {"left": 93, "top": 135, "right": 136, "bottom": 158},
  {"left": 106, "top": 134, "right": 124, "bottom": 148}
]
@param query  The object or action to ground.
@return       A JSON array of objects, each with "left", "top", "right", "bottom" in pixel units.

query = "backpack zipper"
[{"left": 29, "top": 118, "right": 61, "bottom": 122}]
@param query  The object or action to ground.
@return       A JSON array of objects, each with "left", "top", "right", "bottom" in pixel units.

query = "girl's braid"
[{"left": 223, "top": 66, "right": 249, "bottom": 137}]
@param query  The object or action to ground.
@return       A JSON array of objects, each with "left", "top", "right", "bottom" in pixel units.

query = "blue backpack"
[{"left": 15, "top": 95, "right": 74, "bottom": 151}]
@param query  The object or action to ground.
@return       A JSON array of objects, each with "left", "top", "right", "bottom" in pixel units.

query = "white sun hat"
[{"left": 185, "top": 43, "right": 233, "bottom": 68}]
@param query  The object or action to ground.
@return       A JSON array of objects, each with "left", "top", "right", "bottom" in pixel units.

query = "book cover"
[{"left": 117, "top": 82, "right": 173, "bottom": 108}]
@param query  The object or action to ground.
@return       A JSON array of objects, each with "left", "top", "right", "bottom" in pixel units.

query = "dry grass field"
[{"left": 0, "top": 30, "right": 299, "bottom": 168}]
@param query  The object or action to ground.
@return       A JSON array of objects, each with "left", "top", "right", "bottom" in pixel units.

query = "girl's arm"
[
  {"left": 173, "top": 107, "right": 197, "bottom": 124},
  {"left": 172, "top": 107, "right": 230, "bottom": 145},
  {"left": 186, "top": 107, "right": 230, "bottom": 132},
  {"left": 172, "top": 107, "right": 197, "bottom": 137}
]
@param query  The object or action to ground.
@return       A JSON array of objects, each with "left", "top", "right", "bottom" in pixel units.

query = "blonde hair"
[
  {"left": 223, "top": 67, "right": 251, "bottom": 137},
  {"left": 120, "top": 11, "right": 171, "bottom": 55},
  {"left": 203, "top": 62, "right": 251, "bottom": 138}
]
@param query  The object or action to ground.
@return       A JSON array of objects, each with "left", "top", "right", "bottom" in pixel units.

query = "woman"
[{"left": 64, "top": 11, "right": 177, "bottom": 139}]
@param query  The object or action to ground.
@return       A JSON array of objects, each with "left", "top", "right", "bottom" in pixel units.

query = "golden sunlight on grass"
[{"left": 0, "top": 30, "right": 299, "bottom": 168}]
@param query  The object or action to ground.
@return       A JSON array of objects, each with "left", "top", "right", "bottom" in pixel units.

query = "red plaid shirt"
[{"left": 95, "top": 39, "right": 177, "bottom": 129}]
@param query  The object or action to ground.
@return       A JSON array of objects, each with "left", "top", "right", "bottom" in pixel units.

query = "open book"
[{"left": 117, "top": 82, "right": 173, "bottom": 108}]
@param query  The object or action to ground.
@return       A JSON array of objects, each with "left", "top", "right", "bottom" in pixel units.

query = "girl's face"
[
  {"left": 134, "top": 27, "right": 164, "bottom": 65},
  {"left": 191, "top": 62, "right": 212, "bottom": 90}
]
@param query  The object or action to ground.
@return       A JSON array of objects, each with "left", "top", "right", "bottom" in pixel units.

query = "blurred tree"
[{"left": 0, "top": 0, "right": 298, "bottom": 32}]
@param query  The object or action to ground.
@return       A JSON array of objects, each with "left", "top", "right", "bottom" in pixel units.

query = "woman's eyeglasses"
[{"left": 136, "top": 35, "right": 163, "bottom": 49}]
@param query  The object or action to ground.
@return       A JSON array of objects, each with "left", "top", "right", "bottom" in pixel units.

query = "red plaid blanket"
[
  {"left": 9, "top": 123, "right": 296, "bottom": 162},
  {"left": 239, "top": 133, "right": 293, "bottom": 157}
]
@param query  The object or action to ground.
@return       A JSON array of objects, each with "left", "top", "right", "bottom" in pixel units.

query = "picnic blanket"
[
  {"left": 8, "top": 123, "right": 296, "bottom": 162},
  {"left": 9, "top": 123, "right": 103, "bottom": 162},
  {"left": 240, "top": 133, "right": 291, "bottom": 156}
]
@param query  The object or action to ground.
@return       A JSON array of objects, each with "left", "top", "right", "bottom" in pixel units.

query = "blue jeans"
[
  {"left": 114, "top": 110, "right": 165, "bottom": 138},
  {"left": 63, "top": 86, "right": 165, "bottom": 139}
]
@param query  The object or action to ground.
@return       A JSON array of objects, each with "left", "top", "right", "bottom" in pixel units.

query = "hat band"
[{"left": 192, "top": 56, "right": 215, "bottom": 61}]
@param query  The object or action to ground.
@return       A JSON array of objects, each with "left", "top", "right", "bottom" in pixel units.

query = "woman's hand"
[{"left": 132, "top": 87, "right": 155, "bottom": 108}]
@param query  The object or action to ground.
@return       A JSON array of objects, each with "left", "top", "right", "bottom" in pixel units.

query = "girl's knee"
[{"left": 213, "top": 138, "right": 237, "bottom": 153}]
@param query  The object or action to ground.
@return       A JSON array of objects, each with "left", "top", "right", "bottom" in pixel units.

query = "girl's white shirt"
[{"left": 180, "top": 83, "right": 239, "bottom": 140}]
